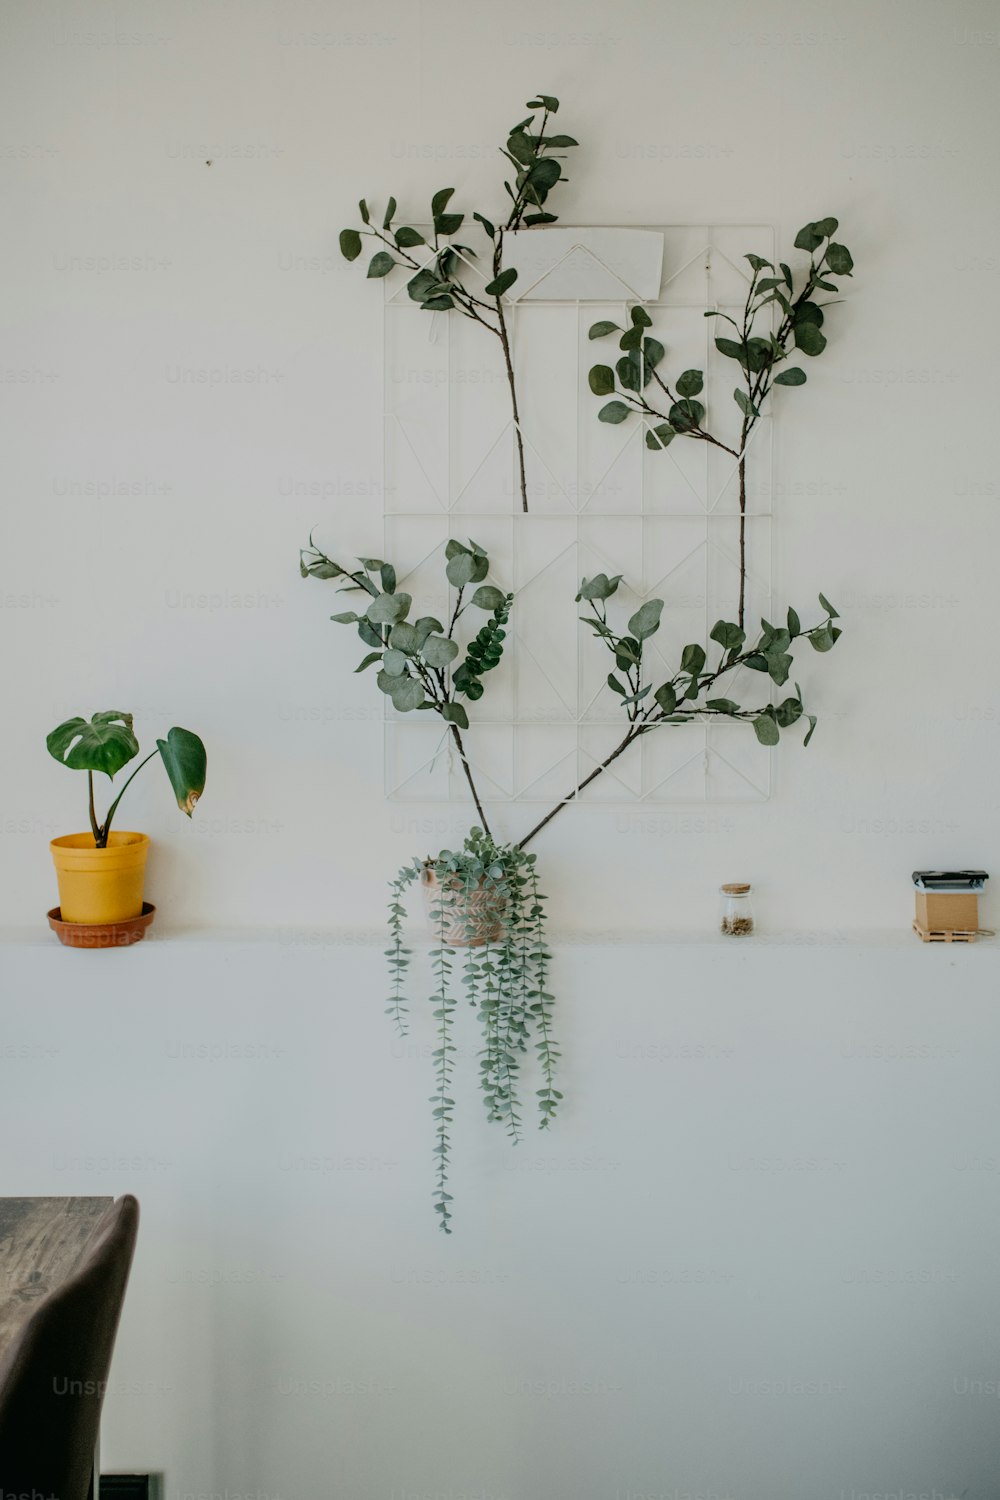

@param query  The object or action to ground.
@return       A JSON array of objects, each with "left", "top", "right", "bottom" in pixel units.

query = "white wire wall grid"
[{"left": 382, "top": 224, "right": 776, "bottom": 808}]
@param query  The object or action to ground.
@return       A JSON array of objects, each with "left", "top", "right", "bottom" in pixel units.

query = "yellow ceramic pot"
[{"left": 50, "top": 832, "right": 150, "bottom": 925}]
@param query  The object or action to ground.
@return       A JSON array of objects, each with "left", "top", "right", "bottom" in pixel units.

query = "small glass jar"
[{"left": 719, "top": 882, "right": 755, "bottom": 937}]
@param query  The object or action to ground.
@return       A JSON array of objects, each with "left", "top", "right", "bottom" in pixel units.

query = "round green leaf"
[
  {"left": 710, "top": 620, "right": 745, "bottom": 652},
  {"left": 389, "top": 621, "right": 420, "bottom": 654},
  {"left": 388, "top": 677, "right": 425, "bottom": 713},
  {"left": 628, "top": 599, "right": 663, "bottom": 641},
  {"left": 715, "top": 337, "right": 747, "bottom": 363},
  {"left": 382, "top": 648, "right": 407, "bottom": 676},
  {"left": 826, "top": 242, "right": 853, "bottom": 276},
  {"left": 578, "top": 573, "right": 622, "bottom": 601},
  {"left": 339, "top": 229, "right": 363, "bottom": 261},
  {"left": 598, "top": 400, "right": 631, "bottom": 425},
  {"left": 367, "top": 591, "right": 411, "bottom": 625},
  {"left": 367, "top": 251, "right": 394, "bottom": 279},
  {"left": 676, "top": 369, "right": 704, "bottom": 398},
  {"left": 446, "top": 551, "right": 478, "bottom": 588},
  {"left": 680, "top": 643, "right": 706, "bottom": 675},
  {"left": 754, "top": 714, "right": 780, "bottom": 747},
  {"left": 669, "top": 399, "right": 705, "bottom": 431},
  {"left": 588, "top": 321, "right": 619, "bottom": 340},
  {"left": 440, "top": 702, "right": 469, "bottom": 729},
  {"left": 774, "top": 367, "right": 807, "bottom": 386},
  {"left": 795, "top": 302, "right": 825, "bottom": 327},
  {"left": 616, "top": 354, "right": 641, "bottom": 393},
  {"left": 794, "top": 321, "right": 827, "bottom": 357},
  {"left": 645, "top": 423, "right": 675, "bottom": 451},
  {"left": 589, "top": 364, "right": 616, "bottom": 396},
  {"left": 470, "top": 585, "right": 506, "bottom": 611},
  {"left": 421, "top": 634, "right": 460, "bottom": 669}
]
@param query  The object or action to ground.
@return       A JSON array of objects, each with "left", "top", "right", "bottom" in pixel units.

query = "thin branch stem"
[
  {"left": 493, "top": 230, "right": 529, "bottom": 512},
  {"left": 447, "top": 723, "right": 492, "bottom": 840},
  {"left": 102, "top": 749, "right": 161, "bottom": 840}
]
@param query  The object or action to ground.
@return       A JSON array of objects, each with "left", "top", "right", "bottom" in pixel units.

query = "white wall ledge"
[{"left": 2, "top": 923, "right": 995, "bottom": 953}]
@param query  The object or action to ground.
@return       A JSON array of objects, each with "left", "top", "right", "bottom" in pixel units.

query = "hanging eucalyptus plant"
[
  {"left": 337, "top": 92, "right": 577, "bottom": 513},
  {"left": 388, "top": 831, "right": 559, "bottom": 1234}
]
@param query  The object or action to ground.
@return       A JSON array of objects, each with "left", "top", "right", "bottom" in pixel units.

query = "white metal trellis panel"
[{"left": 381, "top": 225, "right": 776, "bottom": 807}]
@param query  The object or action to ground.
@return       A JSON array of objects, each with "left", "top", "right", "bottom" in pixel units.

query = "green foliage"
[
  {"left": 47, "top": 711, "right": 138, "bottom": 779},
  {"left": 575, "top": 583, "right": 842, "bottom": 746},
  {"left": 585, "top": 217, "right": 854, "bottom": 461},
  {"left": 157, "top": 728, "right": 208, "bottom": 817},
  {"left": 387, "top": 828, "right": 560, "bottom": 1232},
  {"left": 299, "top": 536, "right": 513, "bottom": 724},
  {"left": 334, "top": 93, "right": 578, "bottom": 512},
  {"left": 46, "top": 712, "right": 207, "bottom": 846}
]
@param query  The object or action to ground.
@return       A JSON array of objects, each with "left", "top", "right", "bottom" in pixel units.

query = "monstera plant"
[
  {"left": 47, "top": 711, "right": 207, "bottom": 935},
  {"left": 311, "top": 86, "right": 856, "bottom": 1230},
  {"left": 338, "top": 92, "right": 577, "bottom": 513}
]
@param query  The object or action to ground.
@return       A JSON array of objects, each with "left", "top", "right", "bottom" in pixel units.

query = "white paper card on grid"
[{"left": 505, "top": 228, "right": 665, "bottom": 302}]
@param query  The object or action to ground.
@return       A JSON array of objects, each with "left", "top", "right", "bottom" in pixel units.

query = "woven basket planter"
[{"left": 420, "top": 865, "right": 506, "bottom": 947}]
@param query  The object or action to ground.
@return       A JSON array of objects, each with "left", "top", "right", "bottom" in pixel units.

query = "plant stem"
[
  {"left": 737, "top": 447, "right": 748, "bottom": 630},
  {"left": 493, "top": 231, "right": 529, "bottom": 513},
  {"left": 87, "top": 771, "right": 102, "bottom": 846},
  {"left": 517, "top": 725, "right": 640, "bottom": 850},
  {"left": 448, "top": 723, "right": 493, "bottom": 839},
  {"left": 101, "top": 748, "right": 161, "bottom": 842}
]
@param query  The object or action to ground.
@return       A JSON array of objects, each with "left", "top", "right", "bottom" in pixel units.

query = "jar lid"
[{"left": 720, "top": 882, "right": 751, "bottom": 895}]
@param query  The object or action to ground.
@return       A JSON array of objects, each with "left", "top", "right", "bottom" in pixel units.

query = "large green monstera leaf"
[
  {"left": 46, "top": 711, "right": 139, "bottom": 779},
  {"left": 157, "top": 727, "right": 207, "bottom": 815}
]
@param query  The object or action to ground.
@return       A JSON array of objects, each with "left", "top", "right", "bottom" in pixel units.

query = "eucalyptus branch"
[
  {"left": 517, "top": 579, "right": 842, "bottom": 850},
  {"left": 300, "top": 538, "right": 513, "bottom": 842},
  {"left": 587, "top": 218, "right": 853, "bottom": 628},
  {"left": 338, "top": 93, "right": 577, "bottom": 514}
]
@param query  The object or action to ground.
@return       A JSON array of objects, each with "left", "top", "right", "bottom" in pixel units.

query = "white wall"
[
  {"left": 1, "top": 0, "right": 998, "bottom": 932},
  {"left": 3, "top": 4, "right": 1000, "bottom": 1499},
  {"left": 3, "top": 933, "right": 1000, "bottom": 1500}
]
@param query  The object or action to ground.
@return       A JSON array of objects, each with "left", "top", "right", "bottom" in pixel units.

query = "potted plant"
[{"left": 47, "top": 711, "right": 206, "bottom": 939}]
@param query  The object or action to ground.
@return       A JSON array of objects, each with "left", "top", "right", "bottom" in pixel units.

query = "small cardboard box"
[{"left": 914, "top": 889, "right": 979, "bottom": 933}]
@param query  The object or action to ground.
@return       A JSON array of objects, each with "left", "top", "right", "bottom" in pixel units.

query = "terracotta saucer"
[{"left": 47, "top": 903, "right": 156, "bottom": 948}]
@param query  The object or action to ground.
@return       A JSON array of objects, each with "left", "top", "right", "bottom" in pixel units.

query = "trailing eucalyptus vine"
[
  {"left": 588, "top": 218, "right": 854, "bottom": 627},
  {"left": 337, "top": 93, "right": 577, "bottom": 513},
  {"left": 386, "top": 831, "right": 559, "bottom": 1232}
]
